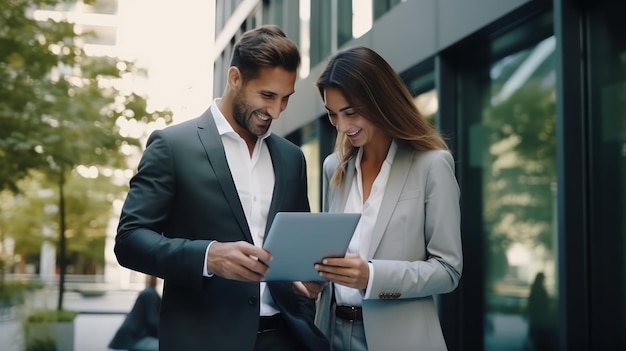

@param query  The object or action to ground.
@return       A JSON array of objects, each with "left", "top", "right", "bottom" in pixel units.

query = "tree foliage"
[
  {"left": 0, "top": 0, "right": 173, "bottom": 310},
  {"left": 1, "top": 0, "right": 80, "bottom": 192}
]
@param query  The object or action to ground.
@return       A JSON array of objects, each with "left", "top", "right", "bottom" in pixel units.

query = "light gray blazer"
[{"left": 315, "top": 142, "right": 463, "bottom": 351}]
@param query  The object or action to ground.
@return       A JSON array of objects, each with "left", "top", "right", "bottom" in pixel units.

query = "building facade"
[{"left": 213, "top": 1, "right": 625, "bottom": 350}]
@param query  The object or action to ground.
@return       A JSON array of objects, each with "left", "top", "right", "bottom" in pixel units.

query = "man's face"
[{"left": 231, "top": 66, "right": 297, "bottom": 139}]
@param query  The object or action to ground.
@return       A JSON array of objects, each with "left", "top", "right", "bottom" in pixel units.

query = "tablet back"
[{"left": 262, "top": 212, "right": 361, "bottom": 281}]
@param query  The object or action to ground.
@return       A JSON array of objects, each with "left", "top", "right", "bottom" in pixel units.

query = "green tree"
[
  {"left": 0, "top": 0, "right": 173, "bottom": 310},
  {"left": 0, "top": 168, "right": 128, "bottom": 282},
  {"left": 0, "top": 0, "right": 79, "bottom": 192}
]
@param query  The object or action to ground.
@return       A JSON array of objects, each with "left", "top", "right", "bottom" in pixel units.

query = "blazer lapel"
[
  {"left": 264, "top": 135, "right": 283, "bottom": 236},
  {"left": 366, "top": 145, "right": 414, "bottom": 259},
  {"left": 196, "top": 110, "right": 253, "bottom": 243},
  {"left": 332, "top": 158, "right": 356, "bottom": 213}
]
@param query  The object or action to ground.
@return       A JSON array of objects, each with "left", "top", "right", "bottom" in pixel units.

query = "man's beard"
[{"left": 232, "top": 93, "right": 268, "bottom": 137}]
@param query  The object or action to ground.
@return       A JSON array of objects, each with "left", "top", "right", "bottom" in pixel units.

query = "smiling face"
[
  {"left": 323, "top": 87, "right": 388, "bottom": 149},
  {"left": 227, "top": 66, "right": 297, "bottom": 144}
]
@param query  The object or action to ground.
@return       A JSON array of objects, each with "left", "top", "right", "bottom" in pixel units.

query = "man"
[
  {"left": 115, "top": 25, "right": 329, "bottom": 351},
  {"left": 109, "top": 275, "right": 160, "bottom": 351}
]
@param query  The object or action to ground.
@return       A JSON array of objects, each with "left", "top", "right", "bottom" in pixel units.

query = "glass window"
[
  {"left": 81, "top": 25, "right": 117, "bottom": 46},
  {"left": 300, "top": 122, "right": 320, "bottom": 213},
  {"left": 373, "top": 0, "right": 402, "bottom": 21},
  {"left": 588, "top": 1, "right": 626, "bottom": 349},
  {"left": 336, "top": 0, "right": 353, "bottom": 48},
  {"left": 82, "top": 0, "right": 118, "bottom": 15},
  {"left": 309, "top": 0, "right": 332, "bottom": 67},
  {"left": 308, "top": 0, "right": 354, "bottom": 67},
  {"left": 405, "top": 68, "right": 436, "bottom": 125},
  {"left": 414, "top": 89, "right": 438, "bottom": 125},
  {"left": 478, "top": 35, "right": 558, "bottom": 351},
  {"left": 263, "top": 0, "right": 284, "bottom": 27},
  {"left": 455, "top": 19, "right": 557, "bottom": 348}
]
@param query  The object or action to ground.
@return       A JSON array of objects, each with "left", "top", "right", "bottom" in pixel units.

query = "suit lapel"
[
  {"left": 366, "top": 145, "right": 414, "bottom": 259},
  {"left": 264, "top": 135, "right": 283, "bottom": 237},
  {"left": 196, "top": 110, "right": 253, "bottom": 243}
]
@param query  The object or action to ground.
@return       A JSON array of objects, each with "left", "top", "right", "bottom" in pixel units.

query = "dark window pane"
[
  {"left": 478, "top": 35, "right": 558, "bottom": 351},
  {"left": 588, "top": 1, "right": 626, "bottom": 349}
]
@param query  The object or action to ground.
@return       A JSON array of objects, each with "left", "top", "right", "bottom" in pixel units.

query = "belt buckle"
[
  {"left": 343, "top": 306, "right": 359, "bottom": 322},
  {"left": 349, "top": 306, "right": 358, "bottom": 322},
  {"left": 258, "top": 315, "right": 280, "bottom": 334}
]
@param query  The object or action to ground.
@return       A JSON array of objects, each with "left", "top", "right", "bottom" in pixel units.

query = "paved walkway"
[
  {"left": 1, "top": 288, "right": 531, "bottom": 351},
  {"left": 0, "top": 288, "right": 140, "bottom": 351}
]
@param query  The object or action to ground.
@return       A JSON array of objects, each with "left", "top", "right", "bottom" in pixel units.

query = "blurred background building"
[{"left": 211, "top": 0, "right": 625, "bottom": 350}]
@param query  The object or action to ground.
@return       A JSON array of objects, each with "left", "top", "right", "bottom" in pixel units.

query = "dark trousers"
[{"left": 254, "top": 314, "right": 306, "bottom": 351}]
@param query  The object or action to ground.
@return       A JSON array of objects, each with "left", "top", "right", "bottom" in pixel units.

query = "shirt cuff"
[
  {"left": 363, "top": 262, "right": 374, "bottom": 299},
  {"left": 203, "top": 241, "right": 216, "bottom": 277}
]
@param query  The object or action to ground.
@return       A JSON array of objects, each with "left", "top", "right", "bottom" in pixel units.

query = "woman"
[{"left": 313, "top": 46, "right": 463, "bottom": 351}]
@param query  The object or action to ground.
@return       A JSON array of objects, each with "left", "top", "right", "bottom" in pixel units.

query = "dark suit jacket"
[
  {"left": 108, "top": 286, "right": 160, "bottom": 350},
  {"left": 115, "top": 108, "right": 329, "bottom": 351}
]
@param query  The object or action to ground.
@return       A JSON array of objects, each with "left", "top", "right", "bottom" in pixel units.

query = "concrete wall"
[{"left": 273, "top": 0, "right": 531, "bottom": 136}]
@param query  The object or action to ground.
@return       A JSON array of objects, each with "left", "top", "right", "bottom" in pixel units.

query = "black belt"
[
  {"left": 335, "top": 305, "right": 363, "bottom": 322},
  {"left": 258, "top": 313, "right": 286, "bottom": 333}
]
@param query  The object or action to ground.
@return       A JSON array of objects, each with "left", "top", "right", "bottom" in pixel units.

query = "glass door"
[
  {"left": 481, "top": 34, "right": 558, "bottom": 351},
  {"left": 456, "top": 12, "right": 557, "bottom": 351}
]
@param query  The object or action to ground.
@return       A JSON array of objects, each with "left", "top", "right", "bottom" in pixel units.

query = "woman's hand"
[{"left": 315, "top": 253, "right": 369, "bottom": 290}]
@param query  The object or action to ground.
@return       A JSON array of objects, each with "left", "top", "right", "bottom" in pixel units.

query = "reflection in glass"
[
  {"left": 300, "top": 122, "right": 320, "bottom": 213},
  {"left": 481, "top": 36, "right": 558, "bottom": 351},
  {"left": 413, "top": 89, "right": 438, "bottom": 125}
]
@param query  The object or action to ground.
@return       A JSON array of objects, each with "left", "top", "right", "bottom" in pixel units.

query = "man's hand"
[
  {"left": 207, "top": 241, "right": 272, "bottom": 282},
  {"left": 292, "top": 281, "right": 327, "bottom": 299},
  {"left": 314, "top": 253, "right": 369, "bottom": 290}
]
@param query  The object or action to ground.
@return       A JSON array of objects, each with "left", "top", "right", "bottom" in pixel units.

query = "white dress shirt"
[
  {"left": 334, "top": 141, "right": 397, "bottom": 307},
  {"left": 203, "top": 99, "right": 279, "bottom": 316}
]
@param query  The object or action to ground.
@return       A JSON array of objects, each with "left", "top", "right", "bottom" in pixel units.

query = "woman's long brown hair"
[{"left": 316, "top": 46, "right": 448, "bottom": 186}]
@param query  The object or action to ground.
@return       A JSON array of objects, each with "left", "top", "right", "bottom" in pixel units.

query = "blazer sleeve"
[
  {"left": 115, "top": 130, "right": 210, "bottom": 290},
  {"left": 368, "top": 150, "right": 463, "bottom": 299}
]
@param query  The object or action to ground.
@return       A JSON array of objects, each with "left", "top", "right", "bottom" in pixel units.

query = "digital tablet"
[{"left": 262, "top": 212, "right": 361, "bottom": 281}]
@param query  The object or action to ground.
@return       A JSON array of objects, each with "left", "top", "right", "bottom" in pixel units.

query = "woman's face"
[{"left": 323, "top": 87, "right": 385, "bottom": 148}]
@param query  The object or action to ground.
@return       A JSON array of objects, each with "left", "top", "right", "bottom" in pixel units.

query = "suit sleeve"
[
  {"left": 115, "top": 130, "right": 210, "bottom": 290},
  {"left": 368, "top": 150, "right": 462, "bottom": 299}
]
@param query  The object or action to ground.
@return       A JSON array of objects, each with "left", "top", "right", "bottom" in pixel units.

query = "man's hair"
[{"left": 230, "top": 24, "right": 301, "bottom": 81}]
